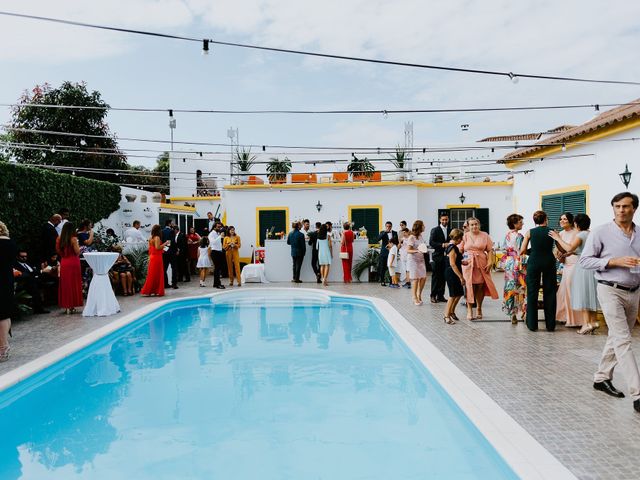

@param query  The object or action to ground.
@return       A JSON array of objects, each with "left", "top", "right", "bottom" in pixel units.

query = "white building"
[{"left": 505, "top": 100, "right": 640, "bottom": 229}]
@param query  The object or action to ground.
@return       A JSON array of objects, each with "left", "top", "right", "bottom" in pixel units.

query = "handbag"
[{"left": 339, "top": 251, "right": 350, "bottom": 260}]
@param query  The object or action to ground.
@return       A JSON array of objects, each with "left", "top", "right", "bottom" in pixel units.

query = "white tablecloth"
[
  {"left": 241, "top": 264, "right": 269, "bottom": 283},
  {"left": 83, "top": 252, "right": 121, "bottom": 317}
]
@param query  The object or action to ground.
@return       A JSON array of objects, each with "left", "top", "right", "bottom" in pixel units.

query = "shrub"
[{"left": 0, "top": 163, "right": 120, "bottom": 258}]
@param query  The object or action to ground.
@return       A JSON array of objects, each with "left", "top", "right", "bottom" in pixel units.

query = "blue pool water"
[{"left": 0, "top": 293, "right": 518, "bottom": 479}]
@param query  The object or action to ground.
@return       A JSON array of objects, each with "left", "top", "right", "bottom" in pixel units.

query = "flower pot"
[
  {"left": 152, "top": 193, "right": 162, "bottom": 203},
  {"left": 125, "top": 194, "right": 137, "bottom": 202}
]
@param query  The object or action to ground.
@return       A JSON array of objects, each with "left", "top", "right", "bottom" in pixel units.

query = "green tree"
[{"left": 7, "top": 81, "right": 128, "bottom": 180}]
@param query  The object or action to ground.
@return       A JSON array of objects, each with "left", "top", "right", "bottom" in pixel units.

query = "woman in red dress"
[
  {"left": 141, "top": 224, "right": 169, "bottom": 296},
  {"left": 57, "top": 222, "right": 83, "bottom": 314},
  {"left": 340, "top": 222, "right": 355, "bottom": 283},
  {"left": 187, "top": 227, "right": 201, "bottom": 276}
]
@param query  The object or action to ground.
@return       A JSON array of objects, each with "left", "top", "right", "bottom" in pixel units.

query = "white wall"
[
  {"left": 223, "top": 185, "right": 419, "bottom": 259},
  {"left": 97, "top": 186, "right": 160, "bottom": 238},
  {"left": 223, "top": 183, "right": 513, "bottom": 259},
  {"left": 418, "top": 184, "right": 514, "bottom": 242},
  {"left": 512, "top": 126, "right": 640, "bottom": 230}
]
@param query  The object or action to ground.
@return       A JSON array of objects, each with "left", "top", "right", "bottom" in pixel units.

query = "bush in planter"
[
  {"left": 353, "top": 247, "right": 380, "bottom": 282},
  {"left": 347, "top": 155, "right": 375, "bottom": 180},
  {"left": 267, "top": 156, "right": 292, "bottom": 184},
  {"left": 234, "top": 147, "right": 256, "bottom": 183},
  {"left": 124, "top": 244, "right": 149, "bottom": 289}
]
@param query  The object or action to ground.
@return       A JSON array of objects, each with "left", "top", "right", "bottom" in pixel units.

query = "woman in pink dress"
[
  {"left": 460, "top": 217, "right": 498, "bottom": 320},
  {"left": 553, "top": 212, "right": 580, "bottom": 326},
  {"left": 405, "top": 220, "right": 427, "bottom": 305},
  {"left": 340, "top": 223, "right": 355, "bottom": 283}
]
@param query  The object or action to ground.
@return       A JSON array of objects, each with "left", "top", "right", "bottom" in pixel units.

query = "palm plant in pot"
[
  {"left": 234, "top": 147, "right": 257, "bottom": 184},
  {"left": 389, "top": 145, "right": 408, "bottom": 180},
  {"left": 267, "top": 156, "right": 292, "bottom": 184},
  {"left": 347, "top": 154, "right": 375, "bottom": 181}
]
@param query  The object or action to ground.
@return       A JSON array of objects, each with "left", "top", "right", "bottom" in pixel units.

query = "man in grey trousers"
[{"left": 580, "top": 192, "right": 640, "bottom": 413}]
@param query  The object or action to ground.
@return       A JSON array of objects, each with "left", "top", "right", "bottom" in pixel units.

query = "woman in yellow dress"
[{"left": 223, "top": 226, "right": 242, "bottom": 286}]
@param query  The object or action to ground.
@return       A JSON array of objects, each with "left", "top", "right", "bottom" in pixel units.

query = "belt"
[{"left": 597, "top": 280, "right": 640, "bottom": 292}]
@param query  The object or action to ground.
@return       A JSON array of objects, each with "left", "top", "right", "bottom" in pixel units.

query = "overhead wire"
[{"left": 0, "top": 11, "right": 638, "bottom": 85}]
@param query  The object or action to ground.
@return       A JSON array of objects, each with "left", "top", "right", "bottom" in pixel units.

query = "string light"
[
  {"left": 1, "top": 11, "right": 638, "bottom": 86},
  {"left": 508, "top": 72, "right": 519, "bottom": 84},
  {"left": 202, "top": 39, "right": 210, "bottom": 55}
]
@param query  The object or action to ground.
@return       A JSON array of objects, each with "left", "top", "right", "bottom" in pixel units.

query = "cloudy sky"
[{"left": 1, "top": 0, "right": 640, "bottom": 172}]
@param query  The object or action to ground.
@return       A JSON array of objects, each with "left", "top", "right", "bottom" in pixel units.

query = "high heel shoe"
[
  {"left": 450, "top": 312, "right": 459, "bottom": 322},
  {"left": 0, "top": 345, "right": 10, "bottom": 362},
  {"left": 466, "top": 310, "right": 475, "bottom": 320},
  {"left": 578, "top": 323, "right": 599, "bottom": 335},
  {"left": 476, "top": 309, "right": 483, "bottom": 320},
  {"left": 511, "top": 315, "right": 518, "bottom": 325},
  {"left": 443, "top": 316, "right": 455, "bottom": 325}
]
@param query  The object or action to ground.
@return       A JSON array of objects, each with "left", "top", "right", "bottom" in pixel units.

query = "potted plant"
[
  {"left": 267, "top": 156, "right": 292, "bottom": 184},
  {"left": 389, "top": 145, "right": 408, "bottom": 180},
  {"left": 234, "top": 147, "right": 256, "bottom": 184},
  {"left": 353, "top": 247, "right": 381, "bottom": 282},
  {"left": 124, "top": 193, "right": 137, "bottom": 202},
  {"left": 347, "top": 155, "right": 375, "bottom": 181}
]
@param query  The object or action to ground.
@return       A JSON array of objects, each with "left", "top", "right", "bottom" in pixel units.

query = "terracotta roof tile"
[
  {"left": 504, "top": 100, "right": 640, "bottom": 160},
  {"left": 479, "top": 125, "right": 574, "bottom": 143}
]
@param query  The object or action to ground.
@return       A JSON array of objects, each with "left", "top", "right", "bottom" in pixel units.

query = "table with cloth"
[
  {"left": 83, "top": 252, "right": 121, "bottom": 317},
  {"left": 241, "top": 264, "right": 269, "bottom": 284}
]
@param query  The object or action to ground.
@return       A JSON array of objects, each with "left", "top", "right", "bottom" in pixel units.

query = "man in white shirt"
[
  {"left": 124, "top": 220, "right": 147, "bottom": 243},
  {"left": 55, "top": 208, "right": 70, "bottom": 235},
  {"left": 208, "top": 222, "right": 225, "bottom": 289},
  {"left": 301, "top": 219, "right": 312, "bottom": 241},
  {"left": 206, "top": 212, "right": 215, "bottom": 234}
]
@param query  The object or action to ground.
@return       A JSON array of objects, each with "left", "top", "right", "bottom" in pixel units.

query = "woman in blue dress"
[
  {"left": 317, "top": 224, "right": 333, "bottom": 286},
  {"left": 550, "top": 213, "right": 599, "bottom": 334}
]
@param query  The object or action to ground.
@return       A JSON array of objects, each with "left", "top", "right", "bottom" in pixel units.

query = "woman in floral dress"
[{"left": 501, "top": 214, "right": 526, "bottom": 324}]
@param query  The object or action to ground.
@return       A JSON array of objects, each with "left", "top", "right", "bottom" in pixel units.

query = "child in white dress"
[{"left": 196, "top": 237, "right": 212, "bottom": 287}]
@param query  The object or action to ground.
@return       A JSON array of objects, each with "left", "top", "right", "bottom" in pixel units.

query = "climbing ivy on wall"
[{"left": 0, "top": 162, "right": 121, "bottom": 256}]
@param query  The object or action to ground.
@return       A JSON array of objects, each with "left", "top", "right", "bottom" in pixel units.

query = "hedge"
[{"left": 0, "top": 162, "right": 121, "bottom": 257}]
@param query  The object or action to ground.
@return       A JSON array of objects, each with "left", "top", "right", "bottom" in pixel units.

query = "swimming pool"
[{"left": 0, "top": 290, "right": 574, "bottom": 479}]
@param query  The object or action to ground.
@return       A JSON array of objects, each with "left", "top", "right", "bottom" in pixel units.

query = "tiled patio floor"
[{"left": 2, "top": 273, "right": 640, "bottom": 479}]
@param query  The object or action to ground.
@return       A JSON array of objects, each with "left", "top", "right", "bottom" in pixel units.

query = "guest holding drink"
[{"left": 223, "top": 226, "right": 242, "bottom": 286}]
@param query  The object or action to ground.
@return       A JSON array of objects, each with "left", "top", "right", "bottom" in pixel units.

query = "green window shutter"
[
  {"left": 542, "top": 190, "right": 586, "bottom": 229},
  {"left": 258, "top": 210, "right": 287, "bottom": 247},
  {"left": 350, "top": 208, "right": 380, "bottom": 243},
  {"left": 541, "top": 195, "right": 563, "bottom": 229},
  {"left": 474, "top": 208, "right": 490, "bottom": 235}
]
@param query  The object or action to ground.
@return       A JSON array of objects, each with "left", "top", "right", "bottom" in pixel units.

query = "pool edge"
[{"left": 0, "top": 288, "right": 576, "bottom": 480}]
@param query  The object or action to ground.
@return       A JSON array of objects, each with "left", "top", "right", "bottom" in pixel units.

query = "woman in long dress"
[
  {"left": 317, "top": 224, "right": 332, "bottom": 286},
  {"left": 460, "top": 217, "right": 498, "bottom": 320},
  {"left": 141, "top": 224, "right": 169, "bottom": 296},
  {"left": 502, "top": 214, "right": 527, "bottom": 324},
  {"left": 57, "top": 222, "right": 83, "bottom": 314},
  {"left": 0, "top": 221, "right": 17, "bottom": 362},
  {"left": 550, "top": 213, "right": 599, "bottom": 334},
  {"left": 554, "top": 212, "right": 580, "bottom": 326},
  {"left": 340, "top": 222, "right": 355, "bottom": 283},
  {"left": 405, "top": 220, "right": 427, "bottom": 306}
]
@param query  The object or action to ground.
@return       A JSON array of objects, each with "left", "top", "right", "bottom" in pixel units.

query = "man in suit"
[
  {"left": 377, "top": 221, "right": 398, "bottom": 286},
  {"left": 41, "top": 214, "right": 61, "bottom": 267},
  {"left": 287, "top": 222, "right": 306, "bottom": 283},
  {"left": 429, "top": 213, "right": 451, "bottom": 303},
  {"left": 308, "top": 221, "right": 322, "bottom": 283},
  {"left": 13, "top": 249, "right": 49, "bottom": 314},
  {"left": 161, "top": 219, "right": 177, "bottom": 288},
  {"left": 175, "top": 225, "right": 190, "bottom": 283},
  {"left": 55, "top": 208, "right": 70, "bottom": 235}
]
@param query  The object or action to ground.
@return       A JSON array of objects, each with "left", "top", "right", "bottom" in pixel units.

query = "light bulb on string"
[
  {"left": 508, "top": 72, "right": 519, "bottom": 84},
  {"left": 202, "top": 39, "right": 210, "bottom": 55},
  {"left": 561, "top": 144, "right": 566, "bottom": 152},
  {"left": 80, "top": 139, "right": 87, "bottom": 146},
  {"left": 382, "top": 110, "right": 388, "bottom": 119},
  {"left": 51, "top": 147, "right": 56, "bottom": 153}
]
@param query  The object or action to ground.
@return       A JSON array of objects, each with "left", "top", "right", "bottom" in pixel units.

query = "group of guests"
[
  {"left": 374, "top": 217, "right": 499, "bottom": 323},
  {"left": 139, "top": 214, "right": 242, "bottom": 297},
  {"left": 286, "top": 219, "right": 351, "bottom": 286}
]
